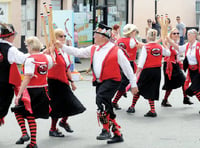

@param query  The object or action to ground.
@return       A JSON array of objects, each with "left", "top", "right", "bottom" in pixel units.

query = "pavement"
[{"left": 0, "top": 58, "right": 200, "bottom": 148}]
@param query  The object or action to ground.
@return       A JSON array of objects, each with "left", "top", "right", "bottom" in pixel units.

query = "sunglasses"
[
  {"left": 59, "top": 35, "right": 66, "bottom": 38},
  {"left": 172, "top": 32, "right": 179, "bottom": 35}
]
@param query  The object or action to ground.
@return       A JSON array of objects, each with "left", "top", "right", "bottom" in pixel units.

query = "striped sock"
[
  {"left": 50, "top": 118, "right": 58, "bottom": 131},
  {"left": 61, "top": 116, "right": 68, "bottom": 124},
  {"left": 27, "top": 116, "right": 36, "bottom": 146},
  {"left": 112, "top": 90, "right": 125, "bottom": 104},
  {"left": 148, "top": 99, "right": 155, "bottom": 113},
  {"left": 131, "top": 93, "right": 140, "bottom": 108},
  {"left": 14, "top": 112, "right": 27, "bottom": 136},
  {"left": 182, "top": 86, "right": 187, "bottom": 97},
  {"left": 195, "top": 91, "right": 200, "bottom": 101},
  {"left": 163, "top": 89, "right": 172, "bottom": 100}
]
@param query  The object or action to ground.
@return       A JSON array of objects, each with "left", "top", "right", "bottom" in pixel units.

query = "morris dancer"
[
  {"left": 56, "top": 23, "right": 138, "bottom": 144},
  {"left": 127, "top": 29, "right": 170, "bottom": 117},
  {"left": 48, "top": 28, "right": 86, "bottom": 137},
  {"left": 0, "top": 24, "right": 28, "bottom": 126},
  {"left": 111, "top": 24, "right": 143, "bottom": 110},
  {"left": 179, "top": 29, "right": 200, "bottom": 114},
  {"left": 13, "top": 36, "right": 54, "bottom": 148},
  {"left": 161, "top": 28, "right": 192, "bottom": 107}
]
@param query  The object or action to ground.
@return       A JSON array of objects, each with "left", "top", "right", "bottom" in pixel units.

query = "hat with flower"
[
  {"left": 94, "top": 23, "right": 112, "bottom": 39},
  {"left": 0, "top": 23, "right": 17, "bottom": 38}
]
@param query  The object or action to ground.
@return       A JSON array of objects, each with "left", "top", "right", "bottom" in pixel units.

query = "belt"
[{"left": 189, "top": 64, "right": 198, "bottom": 70}]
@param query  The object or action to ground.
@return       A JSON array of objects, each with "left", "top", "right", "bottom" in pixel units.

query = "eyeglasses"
[
  {"left": 59, "top": 35, "right": 66, "bottom": 38},
  {"left": 172, "top": 32, "right": 179, "bottom": 35}
]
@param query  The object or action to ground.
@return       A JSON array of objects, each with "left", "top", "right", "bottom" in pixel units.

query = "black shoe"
[
  {"left": 144, "top": 111, "right": 157, "bottom": 117},
  {"left": 112, "top": 102, "right": 121, "bottom": 110},
  {"left": 96, "top": 129, "right": 111, "bottom": 140},
  {"left": 107, "top": 134, "right": 124, "bottom": 144},
  {"left": 26, "top": 143, "right": 38, "bottom": 148},
  {"left": 16, "top": 134, "right": 30, "bottom": 144},
  {"left": 49, "top": 129, "right": 65, "bottom": 137},
  {"left": 59, "top": 121, "right": 74, "bottom": 133},
  {"left": 126, "top": 107, "right": 135, "bottom": 113},
  {"left": 183, "top": 97, "right": 193, "bottom": 105},
  {"left": 161, "top": 99, "right": 172, "bottom": 107}
]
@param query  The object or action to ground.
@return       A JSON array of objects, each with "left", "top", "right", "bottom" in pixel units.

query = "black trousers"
[
  {"left": 95, "top": 80, "right": 120, "bottom": 119},
  {"left": 0, "top": 83, "right": 14, "bottom": 118}
]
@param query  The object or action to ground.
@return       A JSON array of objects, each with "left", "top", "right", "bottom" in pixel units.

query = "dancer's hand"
[
  {"left": 15, "top": 95, "right": 21, "bottom": 106},
  {"left": 71, "top": 82, "right": 77, "bottom": 91},
  {"left": 131, "top": 87, "right": 139, "bottom": 95}
]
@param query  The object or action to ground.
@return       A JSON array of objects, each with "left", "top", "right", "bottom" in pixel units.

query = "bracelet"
[{"left": 68, "top": 79, "right": 74, "bottom": 83}]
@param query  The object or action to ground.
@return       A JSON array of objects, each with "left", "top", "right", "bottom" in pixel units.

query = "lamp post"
[{"left": 155, "top": 0, "right": 158, "bottom": 17}]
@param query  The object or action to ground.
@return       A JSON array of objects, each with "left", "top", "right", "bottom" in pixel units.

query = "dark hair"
[
  {"left": 113, "top": 24, "right": 120, "bottom": 31},
  {"left": 167, "top": 18, "right": 171, "bottom": 24}
]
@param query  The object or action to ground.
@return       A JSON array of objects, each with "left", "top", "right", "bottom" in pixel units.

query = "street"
[{"left": 0, "top": 58, "right": 200, "bottom": 148}]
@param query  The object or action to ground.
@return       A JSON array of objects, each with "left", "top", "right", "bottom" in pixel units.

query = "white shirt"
[
  {"left": 25, "top": 53, "right": 53, "bottom": 75},
  {"left": 62, "top": 41, "right": 137, "bottom": 88},
  {"left": 138, "top": 43, "right": 171, "bottom": 68},
  {"left": 0, "top": 39, "right": 28, "bottom": 64},
  {"left": 130, "top": 38, "right": 137, "bottom": 49},
  {"left": 179, "top": 41, "right": 198, "bottom": 65}
]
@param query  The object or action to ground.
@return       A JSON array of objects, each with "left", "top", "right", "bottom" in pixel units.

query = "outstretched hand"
[{"left": 131, "top": 87, "right": 139, "bottom": 95}]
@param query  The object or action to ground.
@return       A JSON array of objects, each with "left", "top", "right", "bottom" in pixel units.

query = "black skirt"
[
  {"left": 162, "top": 62, "right": 185, "bottom": 90},
  {"left": 0, "top": 83, "right": 14, "bottom": 118},
  {"left": 48, "top": 79, "right": 86, "bottom": 118},
  {"left": 186, "top": 69, "right": 200, "bottom": 96},
  {"left": 137, "top": 67, "right": 161, "bottom": 100},
  {"left": 12, "top": 87, "right": 50, "bottom": 119},
  {"left": 118, "top": 61, "right": 135, "bottom": 91}
]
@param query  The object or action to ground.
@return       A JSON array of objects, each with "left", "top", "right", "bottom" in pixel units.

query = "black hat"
[
  {"left": 0, "top": 23, "right": 17, "bottom": 38},
  {"left": 94, "top": 23, "right": 112, "bottom": 38}
]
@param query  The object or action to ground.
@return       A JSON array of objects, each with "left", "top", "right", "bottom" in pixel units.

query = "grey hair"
[
  {"left": 187, "top": 29, "right": 198, "bottom": 37},
  {"left": 147, "top": 29, "right": 157, "bottom": 41}
]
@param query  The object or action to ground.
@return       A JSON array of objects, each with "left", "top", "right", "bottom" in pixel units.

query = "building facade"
[{"left": 0, "top": 0, "right": 198, "bottom": 49}]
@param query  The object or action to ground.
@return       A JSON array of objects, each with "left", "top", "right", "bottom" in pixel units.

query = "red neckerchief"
[{"left": 96, "top": 41, "right": 109, "bottom": 51}]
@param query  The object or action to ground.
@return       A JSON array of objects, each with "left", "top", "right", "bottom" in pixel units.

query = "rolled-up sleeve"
[
  {"left": 118, "top": 49, "right": 137, "bottom": 88},
  {"left": 62, "top": 45, "right": 92, "bottom": 58}
]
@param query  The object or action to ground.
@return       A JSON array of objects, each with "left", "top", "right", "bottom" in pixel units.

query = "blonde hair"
[
  {"left": 169, "top": 28, "right": 179, "bottom": 39},
  {"left": 25, "top": 36, "right": 42, "bottom": 51},
  {"left": 147, "top": 29, "right": 157, "bottom": 41},
  {"left": 54, "top": 28, "right": 65, "bottom": 39}
]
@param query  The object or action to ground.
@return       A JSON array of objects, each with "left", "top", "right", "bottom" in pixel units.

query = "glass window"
[{"left": 196, "top": 1, "right": 200, "bottom": 26}]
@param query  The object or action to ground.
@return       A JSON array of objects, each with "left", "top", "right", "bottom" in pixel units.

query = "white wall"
[{"left": 133, "top": 0, "right": 196, "bottom": 39}]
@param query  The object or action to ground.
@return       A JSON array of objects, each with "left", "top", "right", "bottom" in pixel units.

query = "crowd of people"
[{"left": 0, "top": 14, "right": 200, "bottom": 147}]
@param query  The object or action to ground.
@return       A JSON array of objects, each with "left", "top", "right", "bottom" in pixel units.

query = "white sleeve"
[
  {"left": 8, "top": 46, "right": 28, "bottom": 64},
  {"left": 62, "top": 44, "right": 92, "bottom": 58},
  {"left": 162, "top": 46, "right": 171, "bottom": 56},
  {"left": 118, "top": 49, "right": 137, "bottom": 88},
  {"left": 45, "top": 54, "right": 54, "bottom": 69},
  {"left": 179, "top": 44, "right": 187, "bottom": 54},
  {"left": 24, "top": 58, "right": 35, "bottom": 76},
  {"left": 138, "top": 46, "right": 147, "bottom": 68},
  {"left": 130, "top": 38, "right": 137, "bottom": 48}
]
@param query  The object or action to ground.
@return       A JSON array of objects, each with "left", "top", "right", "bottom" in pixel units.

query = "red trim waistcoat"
[
  {"left": 117, "top": 37, "right": 138, "bottom": 61},
  {"left": 48, "top": 49, "right": 71, "bottom": 85},
  {"left": 90, "top": 45, "right": 121, "bottom": 82},
  {"left": 27, "top": 54, "right": 49, "bottom": 88},
  {"left": 164, "top": 46, "right": 177, "bottom": 63},
  {"left": 143, "top": 43, "right": 163, "bottom": 69},
  {"left": 185, "top": 42, "right": 200, "bottom": 73}
]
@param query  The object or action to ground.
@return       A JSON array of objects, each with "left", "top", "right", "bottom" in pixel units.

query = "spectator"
[
  {"left": 74, "top": 23, "right": 81, "bottom": 64},
  {"left": 176, "top": 16, "right": 186, "bottom": 45},
  {"left": 152, "top": 15, "right": 161, "bottom": 37},
  {"left": 145, "top": 19, "right": 152, "bottom": 37}
]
